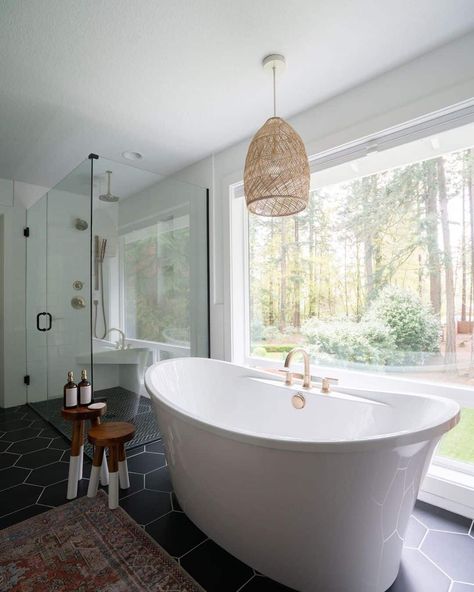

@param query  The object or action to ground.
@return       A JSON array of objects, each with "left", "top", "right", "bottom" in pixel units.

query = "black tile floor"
[{"left": 1, "top": 404, "right": 473, "bottom": 592}]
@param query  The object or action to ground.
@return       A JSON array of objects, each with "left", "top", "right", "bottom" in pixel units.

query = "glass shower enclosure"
[{"left": 25, "top": 155, "right": 209, "bottom": 446}]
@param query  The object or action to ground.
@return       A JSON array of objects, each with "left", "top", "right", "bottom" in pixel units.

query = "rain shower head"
[{"left": 99, "top": 170, "right": 120, "bottom": 203}]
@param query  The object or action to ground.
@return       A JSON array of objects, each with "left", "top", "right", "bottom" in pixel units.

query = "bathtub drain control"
[{"left": 292, "top": 393, "right": 306, "bottom": 409}]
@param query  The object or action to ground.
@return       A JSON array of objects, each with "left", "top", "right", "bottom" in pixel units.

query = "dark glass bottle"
[
  {"left": 63, "top": 371, "right": 78, "bottom": 409},
  {"left": 78, "top": 369, "right": 92, "bottom": 406}
]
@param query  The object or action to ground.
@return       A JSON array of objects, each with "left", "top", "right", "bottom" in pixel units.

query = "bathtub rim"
[{"left": 145, "top": 358, "right": 461, "bottom": 454}]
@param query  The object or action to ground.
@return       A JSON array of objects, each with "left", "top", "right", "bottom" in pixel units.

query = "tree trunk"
[
  {"left": 437, "top": 157, "right": 456, "bottom": 364},
  {"left": 461, "top": 170, "right": 467, "bottom": 321},
  {"left": 422, "top": 161, "right": 441, "bottom": 315},
  {"left": 293, "top": 217, "right": 301, "bottom": 329},
  {"left": 279, "top": 218, "right": 287, "bottom": 332}
]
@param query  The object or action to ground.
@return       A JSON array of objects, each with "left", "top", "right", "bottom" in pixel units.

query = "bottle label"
[
  {"left": 80, "top": 385, "right": 92, "bottom": 405},
  {"left": 65, "top": 387, "right": 77, "bottom": 407}
]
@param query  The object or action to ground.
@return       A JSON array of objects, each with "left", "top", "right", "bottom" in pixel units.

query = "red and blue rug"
[{"left": 0, "top": 491, "right": 203, "bottom": 591}]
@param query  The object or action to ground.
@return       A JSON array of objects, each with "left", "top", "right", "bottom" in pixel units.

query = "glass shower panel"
[
  {"left": 26, "top": 159, "right": 92, "bottom": 405},
  {"left": 91, "top": 158, "right": 209, "bottom": 406}
]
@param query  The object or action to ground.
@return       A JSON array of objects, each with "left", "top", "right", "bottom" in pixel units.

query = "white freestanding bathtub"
[{"left": 145, "top": 358, "right": 460, "bottom": 592}]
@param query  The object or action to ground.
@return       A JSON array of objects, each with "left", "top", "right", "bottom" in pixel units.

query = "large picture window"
[{"left": 246, "top": 119, "right": 474, "bottom": 473}]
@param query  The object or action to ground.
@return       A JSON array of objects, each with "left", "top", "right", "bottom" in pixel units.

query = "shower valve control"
[
  {"left": 72, "top": 280, "right": 84, "bottom": 290},
  {"left": 71, "top": 296, "right": 86, "bottom": 310}
]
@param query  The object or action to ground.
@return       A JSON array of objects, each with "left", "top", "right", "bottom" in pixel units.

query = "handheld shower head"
[{"left": 99, "top": 170, "right": 119, "bottom": 203}]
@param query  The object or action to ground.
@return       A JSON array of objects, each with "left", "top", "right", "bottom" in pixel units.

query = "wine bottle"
[
  {"left": 78, "top": 369, "right": 92, "bottom": 406},
  {"left": 63, "top": 371, "right": 78, "bottom": 409}
]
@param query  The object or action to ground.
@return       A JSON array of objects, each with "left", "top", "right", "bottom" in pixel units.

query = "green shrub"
[
  {"left": 262, "top": 326, "right": 282, "bottom": 341},
  {"left": 252, "top": 346, "right": 268, "bottom": 358},
  {"left": 264, "top": 344, "right": 298, "bottom": 353},
  {"left": 302, "top": 318, "right": 395, "bottom": 365},
  {"left": 365, "top": 286, "right": 440, "bottom": 353}
]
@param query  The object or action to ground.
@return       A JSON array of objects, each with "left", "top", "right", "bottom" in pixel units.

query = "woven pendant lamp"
[{"left": 244, "top": 55, "right": 310, "bottom": 217}]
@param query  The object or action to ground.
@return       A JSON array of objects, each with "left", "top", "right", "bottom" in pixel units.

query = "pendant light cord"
[{"left": 273, "top": 65, "right": 277, "bottom": 117}]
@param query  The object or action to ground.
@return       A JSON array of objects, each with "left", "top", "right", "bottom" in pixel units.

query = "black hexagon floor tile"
[
  {"left": 38, "top": 479, "right": 89, "bottom": 507},
  {"left": 48, "top": 436, "right": 70, "bottom": 451},
  {"left": 180, "top": 539, "right": 254, "bottom": 592},
  {"left": 0, "top": 466, "right": 31, "bottom": 490},
  {"left": 0, "top": 483, "right": 42, "bottom": 517},
  {"left": 0, "top": 441, "right": 10, "bottom": 453},
  {"left": 0, "top": 504, "right": 50, "bottom": 529},
  {"left": 146, "top": 440, "right": 165, "bottom": 453},
  {"left": 387, "top": 548, "right": 451, "bottom": 592},
  {"left": 0, "top": 452, "right": 20, "bottom": 469},
  {"left": 0, "top": 418, "right": 28, "bottom": 433},
  {"left": 0, "top": 427, "right": 41, "bottom": 442},
  {"left": 404, "top": 516, "right": 427, "bottom": 548},
  {"left": 126, "top": 452, "right": 166, "bottom": 473},
  {"left": 16, "top": 448, "right": 63, "bottom": 469},
  {"left": 119, "top": 489, "right": 171, "bottom": 525},
  {"left": 146, "top": 511, "right": 206, "bottom": 557},
  {"left": 26, "top": 461, "right": 70, "bottom": 486},
  {"left": 8, "top": 437, "right": 52, "bottom": 454},
  {"left": 240, "top": 575, "right": 295, "bottom": 591},
  {"left": 117, "top": 472, "right": 144, "bottom": 499},
  {"left": 413, "top": 500, "right": 472, "bottom": 534},
  {"left": 422, "top": 530, "right": 474, "bottom": 582},
  {"left": 171, "top": 492, "right": 183, "bottom": 512},
  {"left": 145, "top": 466, "right": 172, "bottom": 492}
]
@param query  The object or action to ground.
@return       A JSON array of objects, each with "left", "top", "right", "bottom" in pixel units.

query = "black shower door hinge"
[
  {"left": 24, "top": 375, "right": 30, "bottom": 386},
  {"left": 23, "top": 227, "right": 30, "bottom": 237}
]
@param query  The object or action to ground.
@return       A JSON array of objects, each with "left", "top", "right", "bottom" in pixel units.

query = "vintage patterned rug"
[{"left": 0, "top": 491, "right": 203, "bottom": 592}]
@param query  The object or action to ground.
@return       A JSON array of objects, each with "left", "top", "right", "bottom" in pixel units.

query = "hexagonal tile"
[
  {"left": 119, "top": 489, "right": 171, "bottom": 525},
  {"left": 26, "top": 461, "right": 70, "bottom": 486},
  {"left": 8, "top": 437, "right": 52, "bottom": 454},
  {"left": 0, "top": 504, "right": 50, "bottom": 529},
  {"left": 404, "top": 516, "right": 427, "bottom": 548},
  {"left": 48, "top": 436, "right": 70, "bottom": 451},
  {"left": 0, "top": 466, "right": 30, "bottom": 491},
  {"left": 16, "top": 448, "right": 63, "bottom": 469},
  {"left": 180, "top": 539, "right": 253, "bottom": 592},
  {"left": 0, "top": 418, "right": 28, "bottom": 433},
  {"left": 422, "top": 530, "right": 474, "bottom": 581},
  {"left": 146, "top": 511, "right": 206, "bottom": 557},
  {"left": 145, "top": 466, "right": 172, "bottom": 492},
  {"left": 38, "top": 479, "right": 89, "bottom": 507},
  {"left": 0, "top": 483, "right": 42, "bottom": 517},
  {"left": 0, "top": 427, "right": 41, "bottom": 442},
  {"left": 0, "top": 452, "right": 20, "bottom": 469},
  {"left": 146, "top": 441, "right": 165, "bottom": 454},
  {"left": 126, "top": 452, "right": 166, "bottom": 474},
  {"left": 413, "top": 500, "right": 471, "bottom": 534},
  {"left": 0, "top": 441, "right": 11, "bottom": 453},
  {"left": 240, "top": 576, "right": 295, "bottom": 592},
  {"left": 388, "top": 548, "right": 451, "bottom": 592},
  {"left": 171, "top": 492, "right": 183, "bottom": 512}
]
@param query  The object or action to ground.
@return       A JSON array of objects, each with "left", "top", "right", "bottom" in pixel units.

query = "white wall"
[
  {"left": 0, "top": 181, "right": 27, "bottom": 407},
  {"left": 172, "top": 30, "right": 474, "bottom": 362}
]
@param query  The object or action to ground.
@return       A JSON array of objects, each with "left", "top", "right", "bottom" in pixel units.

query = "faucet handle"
[
  {"left": 320, "top": 376, "right": 338, "bottom": 393},
  {"left": 277, "top": 368, "right": 293, "bottom": 386}
]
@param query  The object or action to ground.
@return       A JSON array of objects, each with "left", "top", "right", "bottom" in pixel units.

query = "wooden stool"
[
  {"left": 62, "top": 403, "right": 109, "bottom": 500},
  {"left": 87, "top": 422, "right": 135, "bottom": 509}
]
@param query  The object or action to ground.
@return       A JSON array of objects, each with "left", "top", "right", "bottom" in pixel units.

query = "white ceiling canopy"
[{"left": 1, "top": 0, "right": 474, "bottom": 188}]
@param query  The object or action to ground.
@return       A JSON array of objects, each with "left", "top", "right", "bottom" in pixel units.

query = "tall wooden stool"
[
  {"left": 62, "top": 403, "right": 109, "bottom": 500},
  {"left": 87, "top": 422, "right": 135, "bottom": 509}
]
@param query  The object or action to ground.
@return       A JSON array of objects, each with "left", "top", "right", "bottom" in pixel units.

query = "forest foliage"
[{"left": 249, "top": 148, "right": 474, "bottom": 368}]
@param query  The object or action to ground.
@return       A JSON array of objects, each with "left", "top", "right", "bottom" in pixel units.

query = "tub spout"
[{"left": 283, "top": 348, "right": 312, "bottom": 389}]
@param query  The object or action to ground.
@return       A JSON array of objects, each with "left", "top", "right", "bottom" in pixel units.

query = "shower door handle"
[{"left": 36, "top": 312, "right": 52, "bottom": 332}]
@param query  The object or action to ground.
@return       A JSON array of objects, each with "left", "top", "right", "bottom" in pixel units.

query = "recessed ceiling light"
[{"left": 122, "top": 150, "right": 143, "bottom": 161}]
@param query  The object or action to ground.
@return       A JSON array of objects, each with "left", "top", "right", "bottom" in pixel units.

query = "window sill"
[{"left": 421, "top": 465, "right": 474, "bottom": 519}]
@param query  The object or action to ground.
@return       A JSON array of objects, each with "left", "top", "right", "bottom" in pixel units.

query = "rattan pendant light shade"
[
  {"left": 244, "top": 116, "right": 310, "bottom": 216},
  {"left": 244, "top": 54, "right": 310, "bottom": 217}
]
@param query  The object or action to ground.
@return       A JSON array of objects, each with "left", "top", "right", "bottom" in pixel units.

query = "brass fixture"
[
  {"left": 72, "top": 280, "right": 84, "bottom": 290},
  {"left": 71, "top": 296, "right": 86, "bottom": 310},
  {"left": 283, "top": 348, "right": 312, "bottom": 389},
  {"left": 320, "top": 377, "right": 338, "bottom": 394},
  {"left": 104, "top": 327, "right": 126, "bottom": 350},
  {"left": 292, "top": 392, "right": 306, "bottom": 409},
  {"left": 244, "top": 54, "right": 310, "bottom": 217}
]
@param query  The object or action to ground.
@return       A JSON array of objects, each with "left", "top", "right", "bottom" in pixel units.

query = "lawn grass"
[{"left": 437, "top": 407, "right": 474, "bottom": 464}]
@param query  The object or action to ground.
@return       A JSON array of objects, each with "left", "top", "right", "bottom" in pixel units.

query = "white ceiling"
[{"left": 1, "top": 0, "right": 474, "bottom": 189}]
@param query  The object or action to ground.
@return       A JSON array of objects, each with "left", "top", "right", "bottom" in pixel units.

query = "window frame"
[{"left": 229, "top": 100, "right": 474, "bottom": 517}]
